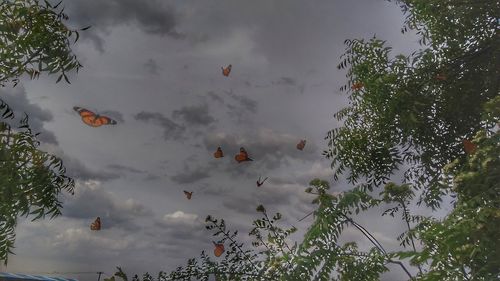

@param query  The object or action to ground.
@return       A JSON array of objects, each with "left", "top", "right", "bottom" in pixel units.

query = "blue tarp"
[{"left": 0, "top": 273, "right": 78, "bottom": 281}]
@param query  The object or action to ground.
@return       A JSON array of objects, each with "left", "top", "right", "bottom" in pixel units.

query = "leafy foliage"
[
  {"left": 0, "top": 110, "right": 74, "bottom": 264},
  {"left": 0, "top": 0, "right": 88, "bottom": 86},
  {"left": 0, "top": 0, "right": 82, "bottom": 264}
]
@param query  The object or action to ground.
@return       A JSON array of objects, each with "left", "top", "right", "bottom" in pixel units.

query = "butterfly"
[
  {"left": 90, "top": 217, "right": 101, "bottom": 231},
  {"left": 213, "top": 242, "right": 225, "bottom": 257},
  {"left": 235, "top": 147, "right": 253, "bottom": 163},
  {"left": 183, "top": 190, "right": 193, "bottom": 200},
  {"left": 214, "top": 147, "right": 224, "bottom": 158},
  {"left": 463, "top": 139, "right": 477, "bottom": 155},
  {"left": 73, "top": 106, "right": 117, "bottom": 127},
  {"left": 256, "top": 176, "right": 268, "bottom": 187},
  {"left": 222, "top": 64, "right": 232, "bottom": 77},
  {"left": 296, "top": 139, "right": 306, "bottom": 151},
  {"left": 351, "top": 82, "right": 363, "bottom": 90}
]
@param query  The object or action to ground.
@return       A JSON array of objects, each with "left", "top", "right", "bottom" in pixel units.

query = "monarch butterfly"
[
  {"left": 296, "top": 140, "right": 306, "bottom": 151},
  {"left": 73, "top": 106, "right": 117, "bottom": 127},
  {"left": 213, "top": 242, "right": 225, "bottom": 257},
  {"left": 183, "top": 190, "right": 193, "bottom": 200},
  {"left": 214, "top": 147, "right": 224, "bottom": 158},
  {"left": 235, "top": 147, "right": 253, "bottom": 163},
  {"left": 256, "top": 176, "right": 268, "bottom": 187},
  {"left": 463, "top": 139, "right": 477, "bottom": 155},
  {"left": 351, "top": 82, "right": 363, "bottom": 90},
  {"left": 222, "top": 65, "right": 232, "bottom": 77},
  {"left": 90, "top": 217, "right": 101, "bottom": 231}
]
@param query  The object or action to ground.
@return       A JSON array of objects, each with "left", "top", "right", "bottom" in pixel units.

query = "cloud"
[
  {"left": 62, "top": 180, "right": 152, "bottom": 229},
  {"left": 224, "top": 89, "right": 257, "bottom": 114},
  {"left": 273, "top": 77, "right": 297, "bottom": 86},
  {"left": 203, "top": 128, "right": 318, "bottom": 170},
  {"left": 107, "top": 164, "right": 145, "bottom": 174},
  {"left": 170, "top": 165, "right": 210, "bottom": 184},
  {"left": 144, "top": 58, "right": 161, "bottom": 75},
  {"left": 134, "top": 111, "right": 186, "bottom": 141},
  {"left": 172, "top": 103, "right": 216, "bottom": 126},
  {"left": 0, "top": 86, "right": 58, "bottom": 145},
  {"left": 66, "top": 0, "right": 184, "bottom": 51}
]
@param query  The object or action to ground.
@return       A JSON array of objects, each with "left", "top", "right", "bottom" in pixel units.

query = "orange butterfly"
[
  {"left": 184, "top": 190, "right": 193, "bottom": 200},
  {"left": 296, "top": 139, "right": 306, "bottom": 151},
  {"left": 90, "top": 217, "right": 101, "bottom": 231},
  {"left": 74, "top": 106, "right": 117, "bottom": 127},
  {"left": 214, "top": 147, "right": 224, "bottom": 158},
  {"left": 256, "top": 176, "right": 268, "bottom": 187},
  {"left": 222, "top": 65, "right": 232, "bottom": 77},
  {"left": 213, "top": 242, "right": 225, "bottom": 257},
  {"left": 235, "top": 147, "right": 253, "bottom": 163},
  {"left": 463, "top": 139, "right": 477, "bottom": 155},
  {"left": 351, "top": 82, "right": 363, "bottom": 90}
]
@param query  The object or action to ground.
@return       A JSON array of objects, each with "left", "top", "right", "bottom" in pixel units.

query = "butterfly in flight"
[
  {"left": 463, "top": 139, "right": 477, "bottom": 155},
  {"left": 256, "top": 176, "right": 268, "bottom": 187},
  {"left": 213, "top": 242, "right": 225, "bottom": 257},
  {"left": 183, "top": 190, "right": 193, "bottom": 200},
  {"left": 235, "top": 147, "right": 253, "bottom": 163},
  {"left": 296, "top": 139, "right": 306, "bottom": 151},
  {"left": 351, "top": 82, "right": 363, "bottom": 90},
  {"left": 90, "top": 217, "right": 101, "bottom": 231},
  {"left": 214, "top": 147, "right": 224, "bottom": 158},
  {"left": 74, "top": 106, "right": 117, "bottom": 127},
  {"left": 222, "top": 64, "right": 232, "bottom": 77}
]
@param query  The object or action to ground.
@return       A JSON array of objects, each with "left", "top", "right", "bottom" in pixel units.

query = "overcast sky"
[{"left": 1, "top": 1, "right": 431, "bottom": 280}]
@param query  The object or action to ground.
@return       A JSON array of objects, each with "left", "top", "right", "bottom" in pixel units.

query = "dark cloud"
[
  {"left": 224, "top": 89, "right": 257, "bottom": 114},
  {"left": 273, "top": 77, "right": 297, "bottom": 86},
  {"left": 203, "top": 129, "right": 318, "bottom": 170},
  {"left": 66, "top": 0, "right": 184, "bottom": 51},
  {"left": 144, "top": 58, "right": 161, "bottom": 75},
  {"left": 0, "top": 86, "right": 58, "bottom": 145},
  {"left": 170, "top": 165, "right": 210, "bottom": 184},
  {"left": 107, "top": 164, "right": 145, "bottom": 174},
  {"left": 134, "top": 111, "right": 186, "bottom": 141},
  {"left": 172, "top": 103, "right": 216, "bottom": 126},
  {"left": 63, "top": 181, "right": 152, "bottom": 229}
]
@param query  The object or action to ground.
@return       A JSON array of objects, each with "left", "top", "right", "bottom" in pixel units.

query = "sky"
[{"left": 0, "top": 1, "right": 433, "bottom": 280}]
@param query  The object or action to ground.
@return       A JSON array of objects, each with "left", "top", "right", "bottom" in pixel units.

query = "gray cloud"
[
  {"left": 172, "top": 103, "right": 216, "bottom": 126},
  {"left": 134, "top": 111, "right": 186, "bottom": 141},
  {"left": 107, "top": 164, "right": 145, "bottom": 174},
  {"left": 66, "top": 0, "right": 184, "bottom": 51},
  {"left": 63, "top": 181, "right": 152, "bottom": 229},
  {"left": 0, "top": 86, "right": 58, "bottom": 145},
  {"left": 203, "top": 129, "right": 318, "bottom": 170},
  {"left": 170, "top": 165, "right": 210, "bottom": 184},
  {"left": 144, "top": 58, "right": 161, "bottom": 75},
  {"left": 224, "top": 89, "right": 257, "bottom": 114}
]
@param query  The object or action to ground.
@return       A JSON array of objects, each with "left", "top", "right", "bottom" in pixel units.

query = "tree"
[
  {"left": 0, "top": 0, "right": 88, "bottom": 86},
  {"left": 0, "top": 0, "right": 86, "bottom": 264},
  {"left": 108, "top": 0, "right": 499, "bottom": 280}
]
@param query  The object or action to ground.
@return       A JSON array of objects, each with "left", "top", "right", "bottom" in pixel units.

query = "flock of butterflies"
[
  {"left": 78, "top": 64, "right": 307, "bottom": 257},
  {"left": 79, "top": 67, "right": 481, "bottom": 257}
]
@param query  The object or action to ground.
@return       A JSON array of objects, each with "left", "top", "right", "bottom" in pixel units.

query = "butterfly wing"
[
  {"left": 96, "top": 116, "right": 117, "bottom": 126},
  {"left": 90, "top": 217, "right": 101, "bottom": 230},
  {"left": 214, "top": 243, "right": 224, "bottom": 257},
  {"left": 463, "top": 139, "right": 477, "bottom": 155}
]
